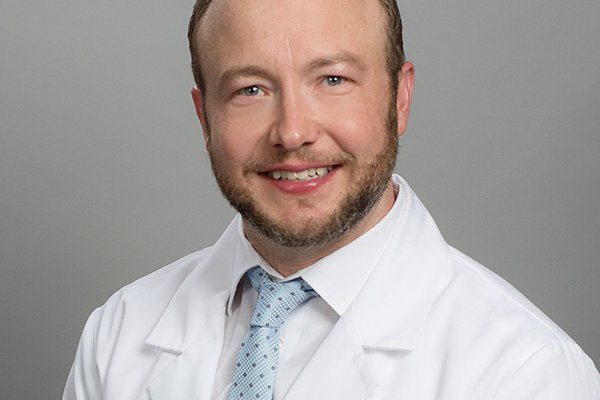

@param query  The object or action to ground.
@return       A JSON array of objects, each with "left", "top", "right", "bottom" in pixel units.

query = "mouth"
[{"left": 268, "top": 166, "right": 334, "bottom": 182}]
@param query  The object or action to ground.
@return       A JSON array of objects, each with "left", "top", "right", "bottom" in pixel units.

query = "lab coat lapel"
[
  {"left": 142, "top": 215, "right": 258, "bottom": 400},
  {"left": 146, "top": 294, "right": 227, "bottom": 400},
  {"left": 142, "top": 265, "right": 230, "bottom": 400},
  {"left": 354, "top": 176, "right": 449, "bottom": 353},
  {"left": 285, "top": 310, "right": 377, "bottom": 400}
]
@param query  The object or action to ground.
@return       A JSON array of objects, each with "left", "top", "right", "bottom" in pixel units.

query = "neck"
[{"left": 244, "top": 183, "right": 396, "bottom": 277}]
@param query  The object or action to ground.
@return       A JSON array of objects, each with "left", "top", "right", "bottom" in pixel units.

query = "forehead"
[{"left": 196, "top": 0, "right": 388, "bottom": 79}]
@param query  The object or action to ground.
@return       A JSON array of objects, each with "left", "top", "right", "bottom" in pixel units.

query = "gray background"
[{"left": 1, "top": 1, "right": 599, "bottom": 398}]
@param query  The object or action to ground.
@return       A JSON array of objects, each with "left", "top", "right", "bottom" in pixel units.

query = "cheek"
[
  {"left": 317, "top": 93, "right": 390, "bottom": 156},
  {"left": 209, "top": 107, "right": 271, "bottom": 166}
]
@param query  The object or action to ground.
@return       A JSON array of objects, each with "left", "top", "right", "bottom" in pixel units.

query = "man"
[{"left": 64, "top": 0, "right": 600, "bottom": 399}]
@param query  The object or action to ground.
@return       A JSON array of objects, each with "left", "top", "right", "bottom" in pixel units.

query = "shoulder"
[
  {"left": 77, "top": 215, "right": 245, "bottom": 355},
  {"left": 102, "top": 247, "right": 213, "bottom": 312},
  {"left": 432, "top": 248, "right": 600, "bottom": 394},
  {"left": 443, "top": 247, "right": 568, "bottom": 343},
  {"left": 85, "top": 247, "right": 215, "bottom": 351},
  {"left": 64, "top": 247, "right": 217, "bottom": 398}
]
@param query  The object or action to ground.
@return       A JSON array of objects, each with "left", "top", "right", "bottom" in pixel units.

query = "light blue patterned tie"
[{"left": 227, "top": 266, "right": 317, "bottom": 400}]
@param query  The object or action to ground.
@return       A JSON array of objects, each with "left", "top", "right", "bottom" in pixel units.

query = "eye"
[
  {"left": 239, "top": 85, "right": 265, "bottom": 96},
  {"left": 323, "top": 76, "right": 345, "bottom": 87}
]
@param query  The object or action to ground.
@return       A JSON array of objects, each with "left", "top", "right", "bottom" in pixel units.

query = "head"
[{"left": 187, "top": 0, "right": 414, "bottom": 254}]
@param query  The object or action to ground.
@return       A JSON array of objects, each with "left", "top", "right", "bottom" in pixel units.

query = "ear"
[
  {"left": 395, "top": 61, "right": 415, "bottom": 137},
  {"left": 191, "top": 87, "right": 210, "bottom": 148}
]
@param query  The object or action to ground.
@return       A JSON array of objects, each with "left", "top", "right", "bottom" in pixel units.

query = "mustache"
[{"left": 242, "top": 147, "right": 353, "bottom": 173}]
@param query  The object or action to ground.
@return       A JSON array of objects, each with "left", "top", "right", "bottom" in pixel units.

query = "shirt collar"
[
  {"left": 225, "top": 219, "right": 263, "bottom": 316},
  {"left": 301, "top": 176, "right": 406, "bottom": 316},
  {"left": 226, "top": 175, "right": 407, "bottom": 317}
]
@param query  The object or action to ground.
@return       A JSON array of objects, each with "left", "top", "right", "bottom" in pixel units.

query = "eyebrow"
[
  {"left": 216, "top": 66, "right": 275, "bottom": 92},
  {"left": 304, "top": 52, "right": 367, "bottom": 73}
]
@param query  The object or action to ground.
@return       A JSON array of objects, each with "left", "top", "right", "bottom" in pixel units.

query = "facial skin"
[{"left": 191, "top": 0, "right": 414, "bottom": 276}]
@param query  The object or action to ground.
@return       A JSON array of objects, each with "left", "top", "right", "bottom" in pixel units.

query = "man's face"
[{"left": 193, "top": 0, "right": 412, "bottom": 248}]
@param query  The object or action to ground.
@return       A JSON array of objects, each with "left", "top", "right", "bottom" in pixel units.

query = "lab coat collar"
[
  {"left": 144, "top": 214, "right": 257, "bottom": 354},
  {"left": 300, "top": 175, "right": 449, "bottom": 355},
  {"left": 286, "top": 176, "right": 450, "bottom": 398},
  {"left": 351, "top": 176, "right": 450, "bottom": 351}
]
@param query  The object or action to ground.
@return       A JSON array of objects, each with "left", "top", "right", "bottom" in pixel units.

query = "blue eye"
[
  {"left": 324, "top": 76, "right": 344, "bottom": 86},
  {"left": 241, "top": 85, "right": 263, "bottom": 96}
]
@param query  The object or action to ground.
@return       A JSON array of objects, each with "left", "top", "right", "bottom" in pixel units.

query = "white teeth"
[
  {"left": 315, "top": 167, "right": 328, "bottom": 177},
  {"left": 296, "top": 170, "right": 309, "bottom": 180},
  {"left": 269, "top": 166, "right": 333, "bottom": 182}
]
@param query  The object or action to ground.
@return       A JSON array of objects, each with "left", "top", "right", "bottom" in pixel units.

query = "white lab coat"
[{"left": 64, "top": 177, "right": 600, "bottom": 399}]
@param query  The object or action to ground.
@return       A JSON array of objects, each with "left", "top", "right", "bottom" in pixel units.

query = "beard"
[{"left": 206, "top": 94, "right": 399, "bottom": 249}]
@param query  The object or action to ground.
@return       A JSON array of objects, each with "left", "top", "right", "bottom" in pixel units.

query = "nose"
[{"left": 269, "top": 89, "right": 318, "bottom": 151}]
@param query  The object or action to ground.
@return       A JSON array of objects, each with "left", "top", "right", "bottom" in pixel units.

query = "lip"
[{"left": 261, "top": 165, "right": 339, "bottom": 195}]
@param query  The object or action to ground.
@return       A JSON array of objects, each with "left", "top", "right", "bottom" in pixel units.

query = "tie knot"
[{"left": 247, "top": 266, "right": 317, "bottom": 328}]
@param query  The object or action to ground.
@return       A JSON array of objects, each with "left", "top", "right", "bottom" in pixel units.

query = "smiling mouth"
[{"left": 268, "top": 166, "right": 333, "bottom": 182}]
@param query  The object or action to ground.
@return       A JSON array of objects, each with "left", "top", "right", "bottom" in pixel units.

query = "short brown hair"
[{"left": 187, "top": 0, "right": 405, "bottom": 93}]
